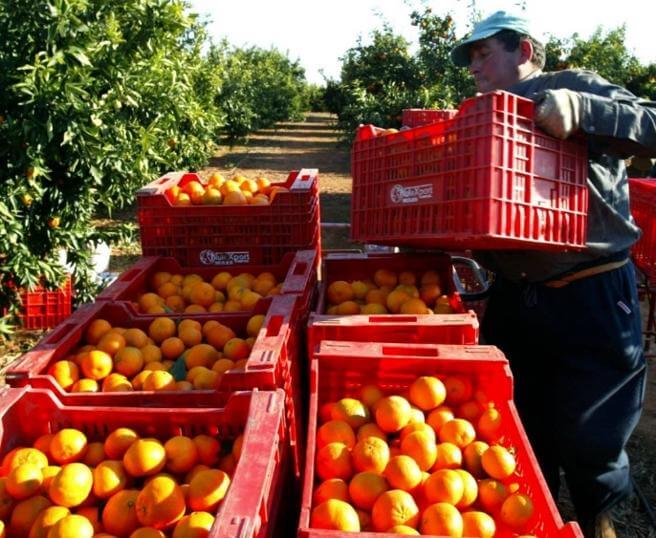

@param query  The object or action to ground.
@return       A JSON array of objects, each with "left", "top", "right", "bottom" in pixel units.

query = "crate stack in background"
[
  {"left": 2, "top": 168, "right": 322, "bottom": 537},
  {"left": 300, "top": 91, "right": 586, "bottom": 537}
]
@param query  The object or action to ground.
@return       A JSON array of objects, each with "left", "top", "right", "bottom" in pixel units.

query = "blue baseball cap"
[{"left": 450, "top": 11, "right": 535, "bottom": 67}]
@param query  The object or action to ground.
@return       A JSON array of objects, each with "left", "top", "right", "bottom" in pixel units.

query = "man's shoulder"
[{"left": 512, "top": 69, "right": 608, "bottom": 96}]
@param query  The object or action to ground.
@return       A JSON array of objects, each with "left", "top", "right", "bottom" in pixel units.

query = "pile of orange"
[
  {"left": 47, "top": 314, "right": 265, "bottom": 393},
  {"left": 325, "top": 268, "right": 455, "bottom": 316},
  {"left": 134, "top": 269, "right": 281, "bottom": 315},
  {"left": 310, "top": 374, "right": 538, "bottom": 537},
  {"left": 0, "top": 426, "right": 240, "bottom": 537},
  {"left": 169, "top": 172, "right": 289, "bottom": 207}
]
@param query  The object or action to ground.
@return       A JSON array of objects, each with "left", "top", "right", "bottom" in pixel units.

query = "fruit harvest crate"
[
  {"left": 308, "top": 252, "right": 478, "bottom": 354},
  {"left": 629, "top": 178, "right": 656, "bottom": 281},
  {"left": 3, "top": 275, "right": 73, "bottom": 330},
  {"left": 0, "top": 386, "right": 289, "bottom": 538},
  {"left": 298, "top": 341, "right": 583, "bottom": 538},
  {"left": 352, "top": 91, "right": 589, "bottom": 251},
  {"left": 96, "top": 249, "right": 318, "bottom": 321},
  {"left": 5, "top": 295, "right": 306, "bottom": 477},
  {"left": 137, "top": 168, "right": 321, "bottom": 267},
  {"left": 402, "top": 108, "right": 458, "bottom": 128}
]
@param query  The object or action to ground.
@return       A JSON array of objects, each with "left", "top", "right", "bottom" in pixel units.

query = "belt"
[{"left": 543, "top": 258, "right": 629, "bottom": 288}]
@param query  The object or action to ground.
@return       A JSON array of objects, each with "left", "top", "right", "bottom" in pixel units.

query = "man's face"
[{"left": 468, "top": 37, "right": 523, "bottom": 92}]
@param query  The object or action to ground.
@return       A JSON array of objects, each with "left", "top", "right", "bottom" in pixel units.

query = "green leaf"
[{"left": 169, "top": 355, "right": 188, "bottom": 382}]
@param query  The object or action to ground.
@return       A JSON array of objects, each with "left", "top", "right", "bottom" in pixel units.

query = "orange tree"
[{"left": 0, "top": 0, "right": 222, "bottom": 329}]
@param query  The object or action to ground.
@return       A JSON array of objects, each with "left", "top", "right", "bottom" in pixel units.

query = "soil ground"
[{"left": 1, "top": 112, "right": 654, "bottom": 535}]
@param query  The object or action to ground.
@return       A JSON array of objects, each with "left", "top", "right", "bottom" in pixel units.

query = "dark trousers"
[{"left": 481, "top": 262, "right": 647, "bottom": 522}]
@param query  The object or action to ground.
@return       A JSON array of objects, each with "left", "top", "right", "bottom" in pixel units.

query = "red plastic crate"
[
  {"left": 629, "top": 178, "right": 656, "bottom": 281},
  {"left": 308, "top": 252, "right": 477, "bottom": 353},
  {"left": 96, "top": 249, "right": 318, "bottom": 320},
  {"left": 352, "top": 91, "right": 589, "bottom": 251},
  {"left": 298, "top": 341, "right": 583, "bottom": 538},
  {"left": 0, "top": 387, "right": 288, "bottom": 538},
  {"left": 5, "top": 295, "right": 306, "bottom": 477},
  {"left": 137, "top": 169, "right": 321, "bottom": 267},
  {"left": 3, "top": 276, "right": 73, "bottom": 330},
  {"left": 402, "top": 108, "right": 458, "bottom": 128}
]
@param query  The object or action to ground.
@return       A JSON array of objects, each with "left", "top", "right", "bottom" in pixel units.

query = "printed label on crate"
[
  {"left": 199, "top": 250, "right": 251, "bottom": 265},
  {"left": 389, "top": 183, "right": 434, "bottom": 204}
]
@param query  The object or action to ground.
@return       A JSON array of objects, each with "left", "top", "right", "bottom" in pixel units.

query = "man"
[{"left": 450, "top": 11, "right": 656, "bottom": 538}]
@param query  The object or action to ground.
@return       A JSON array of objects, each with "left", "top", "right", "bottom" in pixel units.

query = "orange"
[
  {"left": 348, "top": 471, "right": 388, "bottom": 510},
  {"left": 82, "top": 442, "right": 105, "bottom": 467},
  {"left": 462, "top": 440, "right": 489, "bottom": 478},
  {"left": 102, "top": 489, "right": 140, "bottom": 536},
  {"left": 315, "top": 442, "right": 353, "bottom": 481},
  {"left": 419, "top": 283, "right": 442, "bottom": 306},
  {"left": 102, "top": 372, "right": 134, "bottom": 392},
  {"left": 142, "top": 371, "right": 176, "bottom": 391},
  {"left": 365, "top": 288, "right": 387, "bottom": 306},
  {"left": 75, "top": 505, "right": 102, "bottom": 533},
  {"left": 141, "top": 344, "right": 163, "bottom": 364},
  {"left": 131, "top": 370, "right": 152, "bottom": 390},
  {"left": 47, "top": 360, "right": 80, "bottom": 390},
  {"left": 400, "top": 431, "right": 437, "bottom": 471},
  {"left": 335, "top": 300, "right": 360, "bottom": 315},
  {"left": 477, "top": 478, "right": 509, "bottom": 514},
  {"left": 185, "top": 464, "right": 210, "bottom": 484},
  {"left": 205, "top": 324, "right": 236, "bottom": 350},
  {"left": 420, "top": 270, "right": 441, "bottom": 286},
  {"left": 245, "top": 314, "right": 265, "bottom": 337},
  {"left": 357, "top": 423, "right": 386, "bottom": 442},
  {"left": 178, "top": 326, "right": 202, "bottom": 348},
  {"left": 399, "top": 298, "right": 430, "bottom": 315},
  {"left": 310, "top": 499, "right": 360, "bottom": 531},
  {"left": 255, "top": 176, "right": 271, "bottom": 193},
  {"left": 114, "top": 347, "right": 144, "bottom": 377},
  {"left": 454, "top": 469, "right": 478, "bottom": 508},
  {"left": 326, "top": 281, "right": 354, "bottom": 305},
  {"left": 211, "top": 358, "right": 235, "bottom": 375},
  {"left": 148, "top": 317, "right": 176, "bottom": 344},
  {"left": 192, "top": 369, "right": 221, "bottom": 390},
  {"left": 70, "top": 378, "right": 99, "bottom": 392},
  {"left": 387, "top": 525, "right": 420, "bottom": 535},
  {"left": 192, "top": 435, "right": 221, "bottom": 467},
  {"left": 458, "top": 399, "right": 483, "bottom": 423},
  {"left": 462, "top": 511, "right": 496, "bottom": 538},
  {"left": 2, "top": 447, "right": 48, "bottom": 473},
  {"left": 49, "top": 462, "right": 93, "bottom": 507},
  {"left": 50, "top": 428, "right": 88, "bottom": 464},
  {"left": 385, "top": 289, "right": 411, "bottom": 313},
  {"left": 157, "top": 281, "right": 179, "bottom": 299},
  {"left": 443, "top": 375, "right": 473, "bottom": 405},
  {"left": 384, "top": 455, "right": 422, "bottom": 491},
  {"left": 175, "top": 380, "right": 194, "bottom": 391},
  {"left": 351, "top": 436, "right": 389, "bottom": 474},
  {"left": 222, "top": 338, "right": 250, "bottom": 360},
  {"left": 477, "top": 406, "right": 502, "bottom": 443},
  {"left": 81, "top": 350, "right": 113, "bottom": 380},
  {"left": 28, "top": 505, "right": 70, "bottom": 538},
  {"left": 330, "top": 398, "right": 370, "bottom": 429},
  {"left": 47, "top": 514, "right": 94, "bottom": 538},
  {"left": 210, "top": 272, "right": 232, "bottom": 291},
  {"left": 40, "top": 466, "right": 61, "bottom": 491},
  {"left": 317, "top": 420, "right": 356, "bottom": 449},
  {"left": 9, "top": 495, "right": 51, "bottom": 536},
  {"left": 164, "top": 436, "right": 198, "bottom": 474},
  {"left": 356, "top": 508, "right": 372, "bottom": 531},
  {"left": 426, "top": 405, "right": 455, "bottom": 434},
  {"left": 438, "top": 418, "right": 476, "bottom": 448},
  {"left": 239, "top": 290, "right": 262, "bottom": 310},
  {"left": 433, "top": 442, "right": 462, "bottom": 470},
  {"left": 32, "top": 433, "right": 55, "bottom": 459},
  {"left": 188, "top": 469, "right": 230, "bottom": 511},
  {"left": 190, "top": 282, "right": 216, "bottom": 307},
  {"left": 361, "top": 303, "right": 387, "bottom": 314},
  {"left": 218, "top": 454, "right": 236, "bottom": 476},
  {"left": 424, "top": 469, "right": 464, "bottom": 505},
  {"left": 408, "top": 376, "right": 446, "bottom": 411},
  {"left": 373, "top": 269, "right": 397, "bottom": 288},
  {"left": 85, "top": 318, "right": 113, "bottom": 344},
  {"left": 105, "top": 428, "right": 139, "bottom": 459},
  {"left": 500, "top": 492, "right": 534, "bottom": 530},
  {"left": 481, "top": 445, "right": 516, "bottom": 479},
  {"left": 123, "top": 438, "right": 166, "bottom": 477},
  {"left": 93, "top": 460, "right": 128, "bottom": 499},
  {"left": 6, "top": 463, "right": 43, "bottom": 499},
  {"left": 313, "top": 478, "right": 350, "bottom": 506},
  {"left": 371, "top": 489, "right": 419, "bottom": 531},
  {"left": 135, "top": 475, "right": 186, "bottom": 529},
  {"left": 408, "top": 406, "right": 425, "bottom": 425},
  {"left": 172, "top": 511, "right": 215, "bottom": 537},
  {"left": 97, "top": 331, "right": 126, "bottom": 357},
  {"left": 375, "top": 395, "right": 411, "bottom": 433},
  {"left": 160, "top": 337, "right": 185, "bottom": 360},
  {"left": 420, "top": 502, "right": 463, "bottom": 536},
  {"left": 399, "top": 422, "right": 435, "bottom": 443}
]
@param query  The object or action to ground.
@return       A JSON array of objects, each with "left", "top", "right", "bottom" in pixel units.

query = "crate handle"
[
  {"left": 281, "top": 250, "right": 317, "bottom": 294},
  {"left": 290, "top": 168, "right": 318, "bottom": 191},
  {"left": 381, "top": 344, "right": 439, "bottom": 357}
]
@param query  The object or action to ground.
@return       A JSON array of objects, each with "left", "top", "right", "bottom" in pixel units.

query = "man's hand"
[{"left": 534, "top": 89, "right": 582, "bottom": 140}]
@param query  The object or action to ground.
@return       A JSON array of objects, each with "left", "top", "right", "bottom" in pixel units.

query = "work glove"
[{"left": 534, "top": 88, "right": 582, "bottom": 140}]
